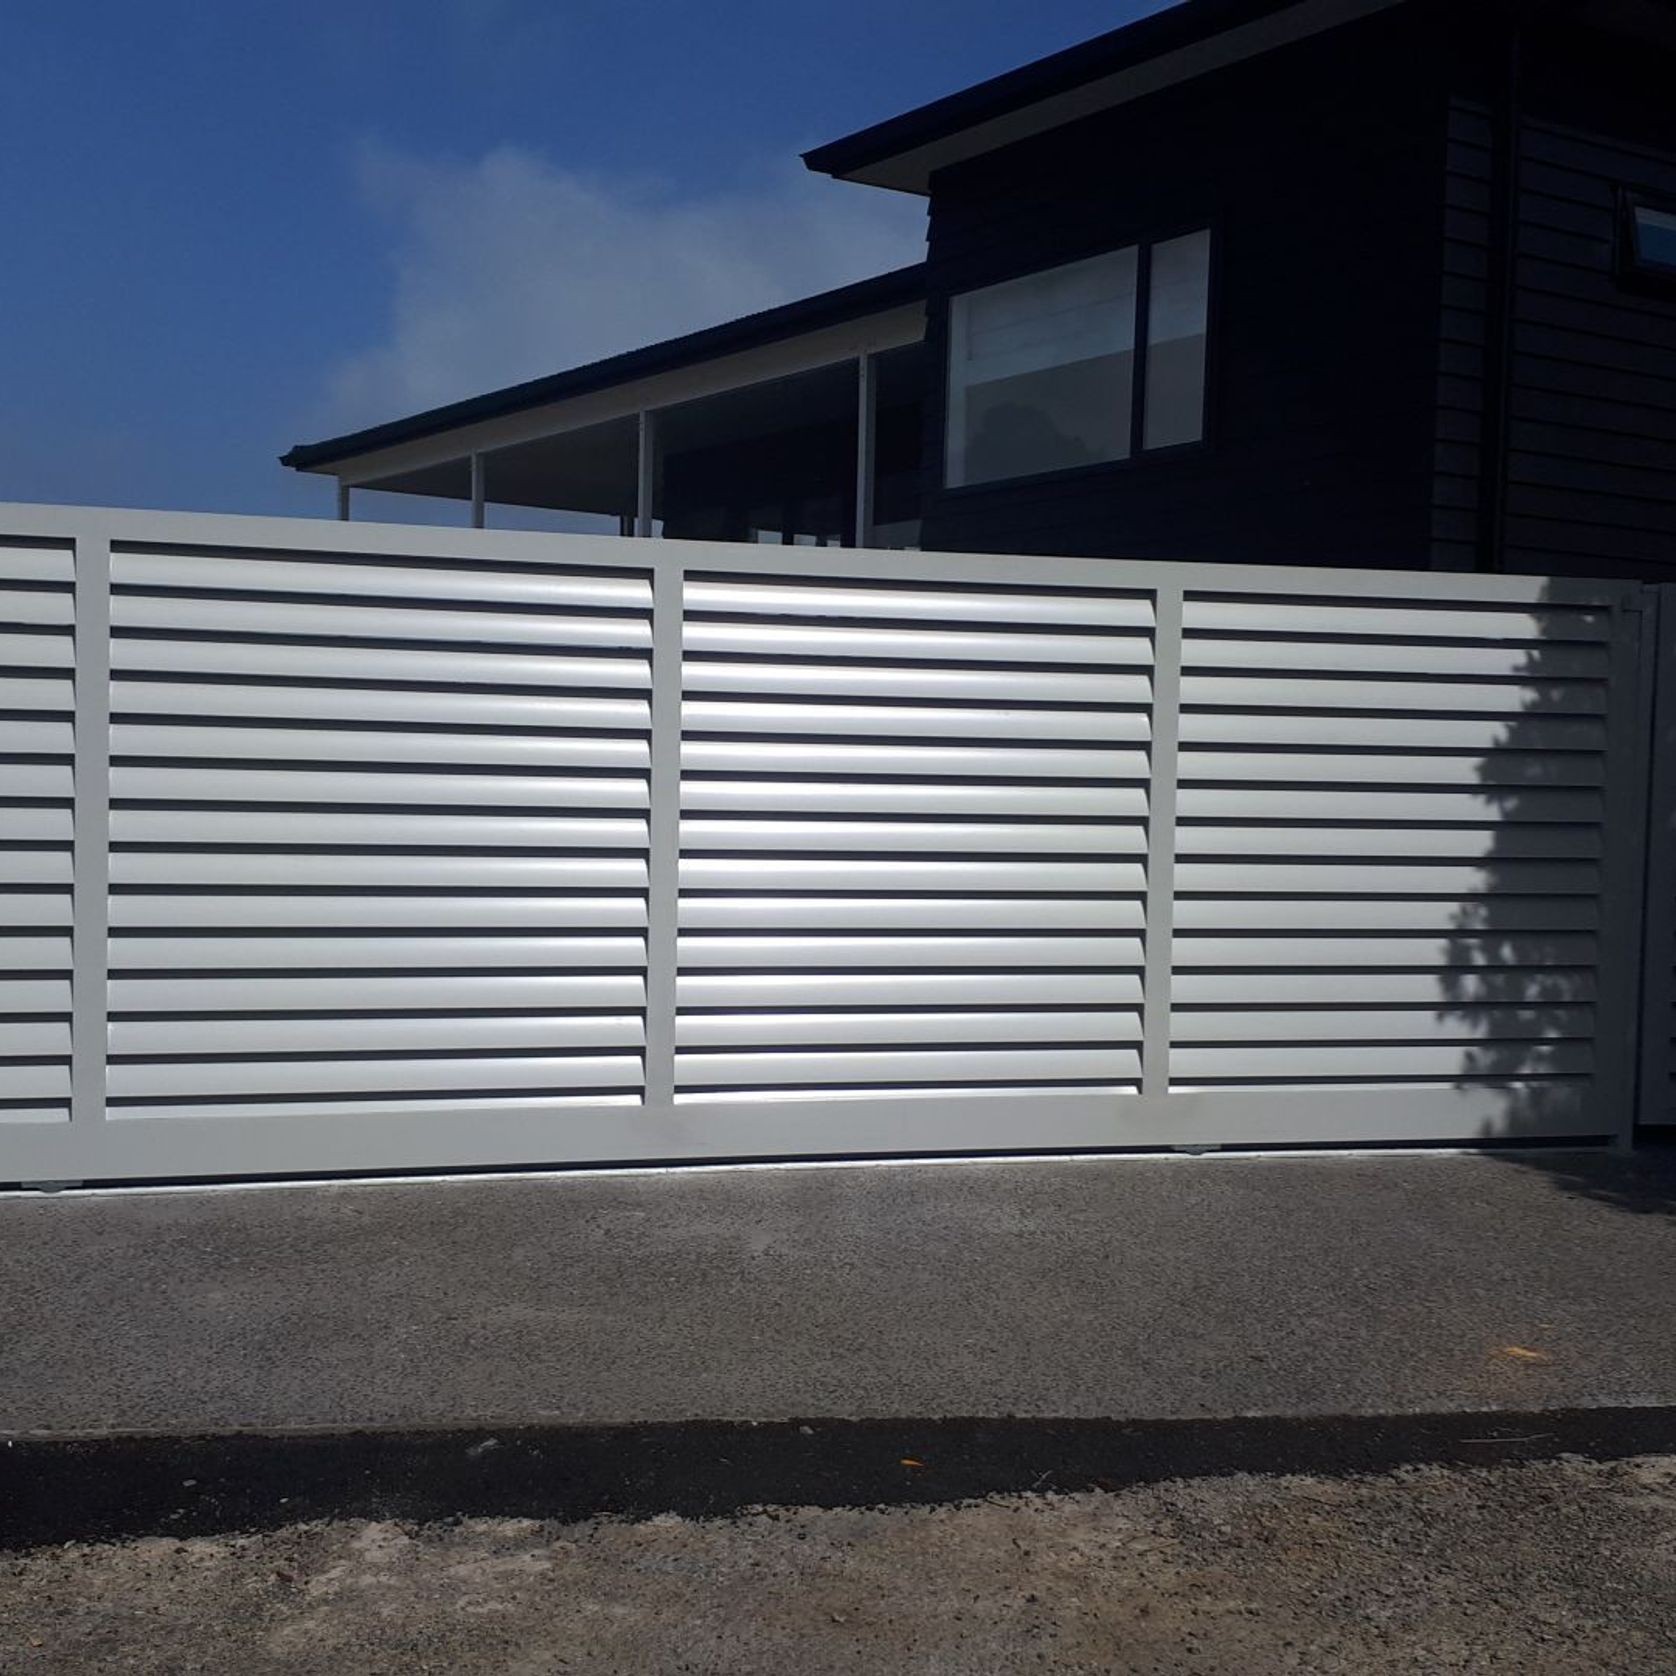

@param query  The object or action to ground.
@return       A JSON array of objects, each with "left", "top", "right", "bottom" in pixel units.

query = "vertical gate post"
[
  {"left": 641, "top": 553, "right": 684, "bottom": 1111},
  {"left": 1140, "top": 586, "right": 1184, "bottom": 1100},
  {"left": 69, "top": 528, "right": 112, "bottom": 1138},
  {"left": 1637, "top": 588, "right": 1675, "bottom": 1139},
  {"left": 1595, "top": 589, "right": 1660, "bottom": 1149}
]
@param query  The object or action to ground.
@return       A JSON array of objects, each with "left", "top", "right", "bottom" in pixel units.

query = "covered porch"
[{"left": 283, "top": 267, "right": 928, "bottom": 551}]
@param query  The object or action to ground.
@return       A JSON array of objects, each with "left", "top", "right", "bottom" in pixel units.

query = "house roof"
[
  {"left": 282, "top": 262, "right": 927, "bottom": 473},
  {"left": 802, "top": 0, "right": 1405, "bottom": 193}
]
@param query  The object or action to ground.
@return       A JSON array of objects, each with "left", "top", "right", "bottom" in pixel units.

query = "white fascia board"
[{"left": 330, "top": 303, "right": 927, "bottom": 488}]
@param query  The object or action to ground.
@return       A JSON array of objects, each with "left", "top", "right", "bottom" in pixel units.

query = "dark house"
[{"left": 284, "top": 0, "right": 1676, "bottom": 579}]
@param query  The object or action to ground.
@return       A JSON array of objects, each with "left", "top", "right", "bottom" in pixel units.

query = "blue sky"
[{"left": 0, "top": 1, "right": 1168, "bottom": 519}]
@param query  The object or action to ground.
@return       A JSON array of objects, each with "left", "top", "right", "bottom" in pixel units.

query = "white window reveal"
[
  {"left": 946, "top": 232, "right": 1211, "bottom": 488},
  {"left": 1144, "top": 230, "right": 1212, "bottom": 451}
]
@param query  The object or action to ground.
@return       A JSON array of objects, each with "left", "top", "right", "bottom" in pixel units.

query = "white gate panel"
[
  {"left": 102, "top": 540, "right": 657, "bottom": 1130},
  {"left": 0, "top": 504, "right": 1659, "bottom": 1183}
]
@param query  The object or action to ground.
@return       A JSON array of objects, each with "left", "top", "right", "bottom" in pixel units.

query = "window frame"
[
  {"left": 1618, "top": 190, "right": 1676, "bottom": 293},
  {"left": 940, "top": 225, "right": 1217, "bottom": 495}
]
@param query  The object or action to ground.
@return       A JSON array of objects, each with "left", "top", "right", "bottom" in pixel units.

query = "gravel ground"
[{"left": 4, "top": 1455, "right": 1675, "bottom": 1674}]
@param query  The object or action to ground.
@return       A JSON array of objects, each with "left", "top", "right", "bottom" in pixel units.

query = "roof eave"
[
  {"left": 803, "top": 0, "right": 1401, "bottom": 193},
  {"left": 283, "top": 262, "right": 928, "bottom": 474}
]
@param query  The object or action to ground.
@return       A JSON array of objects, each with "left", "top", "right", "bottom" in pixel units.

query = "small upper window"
[
  {"left": 1623, "top": 197, "right": 1676, "bottom": 284},
  {"left": 945, "top": 232, "right": 1211, "bottom": 489}
]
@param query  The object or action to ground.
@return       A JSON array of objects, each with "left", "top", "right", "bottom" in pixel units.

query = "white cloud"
[{"left": 325, "top": 145, "right": 927, "bottom": 426}]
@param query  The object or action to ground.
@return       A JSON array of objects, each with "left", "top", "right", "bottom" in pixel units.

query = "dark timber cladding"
[
  {"left": 1498, "top": 20, "right": 1676, "bottom": 578},
  {"left": 917, "top": 4, "right": 1449, "bottom": 568}
]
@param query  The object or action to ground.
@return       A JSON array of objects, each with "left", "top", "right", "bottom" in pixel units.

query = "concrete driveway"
[{"left": 1, "top": 1148, "right": 1672, "bottom": 1437}]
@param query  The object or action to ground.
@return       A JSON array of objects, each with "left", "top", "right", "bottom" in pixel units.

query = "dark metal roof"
[
  {"left": 802, "top": 0, "right": 1353, "bottom": 187},
  {"left": 282, "top": 262, "right": 927, "bottom": 472}
]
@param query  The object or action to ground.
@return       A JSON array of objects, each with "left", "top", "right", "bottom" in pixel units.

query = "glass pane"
[
  {"left": 948, "top": 249, "right": 1137, "bottom": 487},
  {"left": 1144, "top": 230, "right": 1211, "bottom": 450},
  {"left": 1634, "top": 205, "right": 1676, "bottom": 273}
]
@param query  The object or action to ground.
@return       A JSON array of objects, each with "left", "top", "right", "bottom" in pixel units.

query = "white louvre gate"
[{"left": 0, "top": 504, "right": 1657, "bottom": 1184}]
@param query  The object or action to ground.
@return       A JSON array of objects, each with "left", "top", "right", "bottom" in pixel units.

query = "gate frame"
[{"left": 0, "top": 500, "right": 1662, "bottom": 1182}]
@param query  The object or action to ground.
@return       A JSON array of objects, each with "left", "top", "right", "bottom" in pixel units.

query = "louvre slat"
[
  {"left": 1, "top": 758, "right": 76, "bottom": 795},
  {"left": 685, "top": 660, "right": 1151, "bottom": 705},
  {"left": 0, "top": 1062, "right": 72, "bottom": 1099},
  {"left": 115, "top": 551, "right": 652, "bottom": 610},
  {"left": 682, "top": 741, "right": 1147, "bottom": 779},
  {"left": 108, "top": 934, "right": 648, "bottom": 970},
  {"left": 113, "top": 725, "right": 651, "bottom": 770},
  {"left": 1179, "top": 711, "right": 1607, "bottom": 751},
  {"left": 683, "top": 704, "right": 1150, "bottom": 744},
  {"left": 110, "top": 1092, "right": 644, "bottom": 1121},
  {"left": 0, "top": 720, "right": 75, "bottom": 754},
  {"left": 675, "top": 1046, "right": 1142, "bottom": 1086},
  {"left": 0, "top": 853, "right": 73, "bottom": 885},
  {"left": 1182, "top": 637, "right": 1608, "bottom": 680},
  {"left": 1171, "top": 1007, "right": 1596, "bottom": 1043},
  {"left": 1178, "top": 750, "right": 1605, "bottom": 788},
  {"left": 1174, "top": 897, "right": 1599, "bottom": 931},
  {"left": 685, "top": 580, "right": 1154, "bottom": 629},
  {"left": 680, "top": 858, "right": 1146, "bottom": 890},
  {"left": 1172, "top": 1042, "right": 1594, "bottom": 1079},
  {"left": 679, "top": 971, "right": 1143, "bottom": 1007},
  {"left": 676, "top": 1010, "right": 1143, "bottom": 1048},
  {"left": 1172, "top": 933, "right": 1596, "bottom": 967},
  {"left": 1174, "top": 861, "right": 1599, "bottom": 894},
  {"left": 1181, "top": 675, "right": 1607, "bottom": 715},
  {"left": 681, "top": 780, "right": 1147, "bottom": 817},
  {"left": 109, "top": 1054, "right": 645, "bottom": 1098},
  {"left": 1173, "top": 969, "right": 1597, "bottom": 1004},
  {"left": 0, "top": 937, "right": 73, "bottom": 969},
  {"left": 1176, "top": 825, "right": 1601, "bottom": 859},
  {"left": 112, "top": 683, "right": 651, "bottom": 732},
  {"left": 678, "top": 896, "right": 1146, "bottom": 931},
  {"left": 0, "top": 545, "right": 74, "bottom": 584},
  {"left": 1, "top": 809, "right": 74, "bottom": 842},
  {"left": 111, "top": 768, "right": 650, "bottom": 809},
  {"left": 0, "top": 892, "right": 73, "bottom": 926},
  {"left": 1185, "top": 600, "right": 1609, "bottom": 642},
  {"left": 0, "top": 977, "right": 73, "bottom": 1012},
  {"left": 680, "top": 819, "right": 1142, "bottom": 854},
  {"left": 109, "top": 811, "right": 649, "bottom": 848},
  {"left": 111, "top": 1014, "right": 645, "bottom": 1056},
  {"left": 110, "top": 853, "right": 649, "bottom": 888},
  {"left": 109, "top": 973, "right": 647, "bottom": 1012},
  {"left": 110, "top": 895, "right": 648, "bottom": 929},
  {"left": 678, "top": 935, "right": 1144, "bottom": 969},
  {"left": 0, "top": 632, "right": 74, "bottom": 668},
  {"left": 110, "top": 637, "right": 651, "bottom": 690},
  {"left": 687, "top": 621, "right": 1150, "bottom": 666},
  {"left": 0, "top": 677, "right": 73, "bottom": 712},
  {"left": 112, "top": 593, "right": 653, "bottom": 651},
  {"left": 0, "top": 591, "right": 75, "bottom": 626},
  {"left": 1177, "top": 786, "right": 1602, "bottom": 822},
  {"left": 0, "top": 1020, "right": 72, "bottom": 1056}
]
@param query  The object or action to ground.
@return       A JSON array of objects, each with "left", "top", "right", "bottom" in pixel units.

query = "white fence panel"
[{"left": 0, "top": 504, "right": 1658, "bottom": 1183}]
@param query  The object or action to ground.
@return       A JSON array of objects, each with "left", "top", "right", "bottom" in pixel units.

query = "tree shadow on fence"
[{"left": 1437, "top": 575, "right": 1675, "bottom": 1216}]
